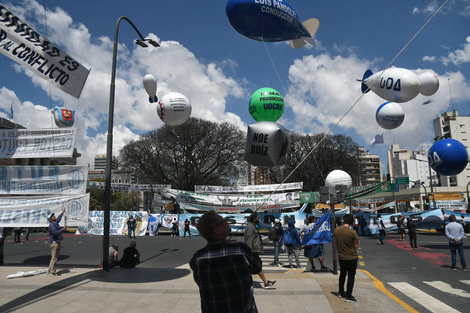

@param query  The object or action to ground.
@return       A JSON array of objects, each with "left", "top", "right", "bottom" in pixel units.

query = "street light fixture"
[{"left": 103, "top": 16, "right": 159, "bottom": 271}]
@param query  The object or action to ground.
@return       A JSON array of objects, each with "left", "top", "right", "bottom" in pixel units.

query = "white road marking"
[
  {"left": 389, "top": 282, "right": 460, "bottom": 313},
  {"left": 424, "top": 281, "right": 470, "bottom": 298}
]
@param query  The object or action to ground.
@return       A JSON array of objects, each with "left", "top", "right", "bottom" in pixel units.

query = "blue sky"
[{"left": 0, "top": 0, "right": 469, "bottom": 178}]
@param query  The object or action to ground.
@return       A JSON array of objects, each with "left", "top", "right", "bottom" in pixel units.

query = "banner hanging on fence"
[
  {"left": 0, "top": 3, "right": 90, "bottom": 98},
  {"left": 0, "top": 193, "right": 89, "bottom": 227},
  {"left": 78, "top": 211, "right": 148, "bottom": 236},
  {"left": 0, "top": 165, "right": 87, "bottom": 195},
  {"left": 0, "top": 128, "right": 77, "bottom": 158},
  {"left": 194, "top": 182, "right": 303, "bottom": 193}
]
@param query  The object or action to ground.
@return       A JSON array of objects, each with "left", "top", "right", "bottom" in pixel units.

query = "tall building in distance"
[
  {"left": 248, "top": 166, "right": 271, "bottom": 186},
  {"left": 357, "top": 146, "right": 382, "bottom": 186},
  {"left": 94, "top": 154, "right": 118, "bottom": 171},
  {"left": 433, "top": 110, "right": 470, "bottom": 187},
  {"left": 387, "top": 144, "right": 435, "bottom": 188}
]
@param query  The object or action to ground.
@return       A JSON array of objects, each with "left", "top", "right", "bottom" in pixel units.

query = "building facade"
[
  {"left": 94, "top": 154, "right": 118, "bottom": 171},
  {"left": 433, "top": 110, "right": 470, "bottom": 187},
  {"left": 387, "top": 144, "right": 436, "bottom": 189},
  {"left": 358, "top": 146, "right": 382, "bottom": 186}
]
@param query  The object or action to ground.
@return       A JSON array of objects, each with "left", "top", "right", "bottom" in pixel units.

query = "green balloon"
[{"left": 248, "top": 87, "right": 284, "bottom": 122}]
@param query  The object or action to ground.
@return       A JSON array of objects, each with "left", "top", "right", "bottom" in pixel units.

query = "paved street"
[{"left": 0, "top": 229, "right": 468, "bottom": 312}]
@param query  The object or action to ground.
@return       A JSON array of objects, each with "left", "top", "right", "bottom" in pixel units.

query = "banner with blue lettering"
[
  {"left": 0, "top": 128, "right": 77, "bottom": 158},
  {"left": 0, "top": 3, "right": 90, "bottom": 98},
  {"left": 0, "top": 165, "right": 87, "bottom": 195},
  {"left": 0, "top": 193, "right": 89, "bottom": 227},
  {"left": 301, "top": 211, "right": 332, "bottom": 245}
]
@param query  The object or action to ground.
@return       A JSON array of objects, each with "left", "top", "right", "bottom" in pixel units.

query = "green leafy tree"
[{"left": 119, "top": 118, "right": 246, "bottom": 190}]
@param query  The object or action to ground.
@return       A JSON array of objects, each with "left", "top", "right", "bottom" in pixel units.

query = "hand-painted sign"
[
  {"left": 0, "top": 3, "right": 90, "bottom": 98},
  {"left": 0, "top": 128, "right": 77, "bottom": 158}
]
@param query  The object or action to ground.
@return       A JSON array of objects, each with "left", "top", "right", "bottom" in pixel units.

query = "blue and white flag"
[{"left": 301, "top": 211, "right": 332, "bottom": 245}]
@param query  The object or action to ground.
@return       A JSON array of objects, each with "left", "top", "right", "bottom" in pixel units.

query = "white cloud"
[
  {"left": 412, "top": 1, "right": 439, "bottom": 15},
  {"left": 1, "top": 2, "right": 247, "bottom": 167},
  {"left": 423, "top": 36, "right": 470, "bottom": 66},
  {"left": 284, "top": 54, "right": 470, "bottom": 154}
]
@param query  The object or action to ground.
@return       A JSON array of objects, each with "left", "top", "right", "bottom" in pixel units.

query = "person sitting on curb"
[{"left": 119, "top": 241, "right": 140, "bottom": 268}]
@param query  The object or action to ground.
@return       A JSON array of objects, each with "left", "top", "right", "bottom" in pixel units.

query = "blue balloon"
[
  {"left": 226, "top": 0, "right": 319, "bottom": 48},
  {"left": 428, "top": 139, "right": 468, "bottom": 176}
]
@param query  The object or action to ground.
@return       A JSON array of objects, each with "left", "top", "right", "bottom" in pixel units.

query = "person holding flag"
[{"left": 301, "top": 213, "right": 332, "bottom": 272}]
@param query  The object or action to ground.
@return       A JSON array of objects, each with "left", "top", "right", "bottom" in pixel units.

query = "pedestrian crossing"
[{"left": 389, "top": 280, "right": 470, "bottom": 313}]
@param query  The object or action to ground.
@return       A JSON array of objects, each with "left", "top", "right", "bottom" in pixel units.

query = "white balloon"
[
  {"left": 157, "top": 92, "right": 192, "bottom": 126},
  {"left": 361, "top": 68, "right": 420, "bottom": 103},
  {"left": 376, "top": 101, "right": 405, "bottom": 130},
  {"left": 143, "top": 74, "right": 157, "bottom": 103},
  {"left": 325, "top": 170, "right": 352, "bottom": 194},
  {"left": 418, "top": 72, "right": 439, "bottom": 96}
]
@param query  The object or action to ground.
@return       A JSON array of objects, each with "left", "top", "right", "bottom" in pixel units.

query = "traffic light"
[
  {"left": 424, "top": 197, "right": 430, "bottom": 210},
  {"left": 130, "top": 172, "right": 136, "bottom": 184}
]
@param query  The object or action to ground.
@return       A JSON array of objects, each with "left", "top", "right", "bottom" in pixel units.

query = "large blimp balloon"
[
  {"left": 376, "top": 102, "right": 405, "bottom": 130},
  {"left": 52, "top": 106, "right": 75, "bottom": 127},
  {"left": 157, "top": 92, "right": 191, "bottom": 126},
  {"left": 325, "top": 170, "right": 352, "bottom": 195},
  {"left": 143, "top": 74, "right": 158, "bottom": 103},
  {"left": 249, "top": 87, "right": 284, "bottom": 122},
  {"left": 360, "top": 68, "right": 420, "bottom": 103},
  {"left": 245, "top": 121, "right": 289, "bottom": 168},
  {"left": 428, "top": 139, "right": 468, "bottom": 176},
  {"left": 418, "top": 72, "right": 439, "bottom": 96},
  {"left": 226, "top": 0, "right": 319, "bottom": 49}
]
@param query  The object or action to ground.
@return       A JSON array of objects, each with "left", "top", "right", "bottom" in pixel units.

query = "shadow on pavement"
[{"left": 0, "top": 267, "right": 192, "bottom": 313}]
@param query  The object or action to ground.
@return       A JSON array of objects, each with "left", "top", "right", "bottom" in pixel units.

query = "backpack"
[
  {"left": 267, "top": 227, "right": 277, "bottom": 241},
  {"left": 283, "top": 228, "right": 294, "bottom": 245}
]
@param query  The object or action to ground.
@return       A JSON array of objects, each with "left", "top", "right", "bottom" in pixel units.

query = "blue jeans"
[
  {"left": 274, "top": 241, "right": 281, "bottom": 265},
  {"left": 449, "top": 241, "right": 466, "bottom": 269},
  {"left": 378, "top": 229, "right": 386, "bottom": 243},
  {"left": 128, "top": 228, "right": 135, "bottom": 238}
]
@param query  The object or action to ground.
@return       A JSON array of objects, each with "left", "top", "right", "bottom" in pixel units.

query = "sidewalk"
[{"left": 0, "top": 264, "right": 410, "bottom": 313}]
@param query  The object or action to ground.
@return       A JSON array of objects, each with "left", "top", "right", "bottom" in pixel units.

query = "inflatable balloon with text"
[
  {"left": 428, "top": 138, "right": 468, "bottom": 176},
  {"left": 376, "top": 102, "right": 405, "bottom": 130},
  {"left": 157, "top": 92, "right": 192, "bottom": 126},
  {"left": 325, "top": 170, "right": 352, "bottom": 195},
  {"left": 245, "top": 121, "right": 289, "bottom": 168},
  {"left": 249, "top": 87, "right": 284, "bottom": 122}
]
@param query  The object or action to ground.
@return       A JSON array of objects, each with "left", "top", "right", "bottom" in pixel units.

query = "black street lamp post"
[{"left": 103, "top": 17, "right": 159, "bottom": 272}]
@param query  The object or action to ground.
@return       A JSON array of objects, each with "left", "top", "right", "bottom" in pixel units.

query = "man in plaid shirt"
[{"left": 190, "top": 211, "right": 262, "bottom": 313}]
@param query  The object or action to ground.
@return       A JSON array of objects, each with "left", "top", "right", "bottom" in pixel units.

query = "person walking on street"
[
  {"left": 171, "top": 217, "right": 179, "bottom": 236},
  {"left": 190, "top": 211, "right": 262, "bottom": 313},
  {"left": 184, "top": 219, "right": 191, "bottom": 237},
  {"left": 14, "top": 227, "right": 21, "bottom": 243},
  {"left": 407, "top": 217, "right": 417, "bottom": 249},
  {"left": 397, "top": 216, "right": 406, "bottom": 242},
  {"left": 284, "top": 219, "right": 302, "bottom": 269},
  {"left": 127, "top": 215, "right": 136, "bottom": 239},
  {"left": 445, "top": 214, "right": 467, "bottom": 271},
  {"left": 244, "top": 212, "right": 276, "bottom": 289},
  {"left": 300, "top": 216, "right": 328, "bottom": 272},
  {"left": 270, "top": 218, "right": 284, "bottom": 267},
  {"left": 334, "top": 214, "right": 360, "bottom": 303},
  {"left": 376, "top": 214, "right": 387, "bottom": 245},
  {"left": 47, "top": 208, "right": 67, "bottom": 276}
]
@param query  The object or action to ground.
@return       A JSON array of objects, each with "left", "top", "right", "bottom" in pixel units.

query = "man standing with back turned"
[
  {"left": 334, "top": 213, "right": 360, "bottom": 302},
  {"left": 190, "top": 211, "right": 262, "bottom": 313},
  {"left": 445, "top": 214, "right": 467, "bottom": 271},
  {"left": 48, "top": 208, "right": 67, "bottom": 276}
]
